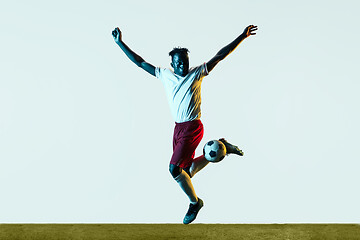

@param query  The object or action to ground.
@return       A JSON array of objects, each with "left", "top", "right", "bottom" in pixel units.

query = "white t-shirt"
[{"left": 155, "top": 63, "right": 208, "bottom": 123}]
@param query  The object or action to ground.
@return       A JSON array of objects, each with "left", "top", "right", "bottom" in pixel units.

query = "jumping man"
[{"left": 112, "top": 25, "right": 258, "bottom": 224}]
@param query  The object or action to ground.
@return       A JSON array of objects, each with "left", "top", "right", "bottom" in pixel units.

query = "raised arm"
[
  {"left": 206, "top": 25, "right": 258, "bottom": 73},
  {"left": 112, "top": 27, "right": 155, "bottom": 77}
]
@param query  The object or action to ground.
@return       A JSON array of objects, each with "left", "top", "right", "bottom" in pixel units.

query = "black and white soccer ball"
[{"left": 203, "top": 140, "right": 227, "bottom": 163}]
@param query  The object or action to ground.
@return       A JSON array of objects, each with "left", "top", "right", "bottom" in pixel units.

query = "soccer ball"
[{"left": 203, "top": 140, "right": 227, "bottom": 163}]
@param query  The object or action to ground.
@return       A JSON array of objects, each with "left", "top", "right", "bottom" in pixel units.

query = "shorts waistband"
[{"left": 175, "top": 119, "right": 202, "bottom": 126}]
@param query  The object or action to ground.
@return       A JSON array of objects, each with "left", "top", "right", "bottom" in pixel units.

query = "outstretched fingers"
[{"left": 247, "top": 25, "right": 258, "bottom": 35}]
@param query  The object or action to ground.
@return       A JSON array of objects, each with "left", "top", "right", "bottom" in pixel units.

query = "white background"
[{"left": 1, "top": 0, "right": 359, "bottom": 223}]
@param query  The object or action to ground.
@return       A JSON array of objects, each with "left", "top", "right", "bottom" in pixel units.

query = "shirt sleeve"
[
  {"left": 197, "top": 62, "right": 209, "bottom": 78},
  {"left": 155, "top": 67, "right": 167, "bottom": 81},
  {"left": 155, "top": 67, "right": 161, "bottom": 79},
  {"left": 202, "top": 62, "right": 209, "bottom": 76}
]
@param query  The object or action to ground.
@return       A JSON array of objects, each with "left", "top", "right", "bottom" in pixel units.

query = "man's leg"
[
  {"left": 189, "top": 155, "right": 209, "bottom": 178},
  {"left": 186, "top": 138, "right": 244, "bottom": 178},
  {"left": 171, "top": 120, "right": 204, "bottom": 224},
  {"left": 169, "top": 164, "right": 198, "bottom": 204},
  {"left": 169, "top": 163, "right": 203, "bottom": 224}
]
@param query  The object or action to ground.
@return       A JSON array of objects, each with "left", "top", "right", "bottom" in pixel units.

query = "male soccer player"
[{"left": 112, "top": 25, "right": 258, "bottom": 224}]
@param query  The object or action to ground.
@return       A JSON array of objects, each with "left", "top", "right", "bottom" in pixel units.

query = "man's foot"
[
  {"left": 219, "top": 138, "right": 244, "bottom": 156},
  {"left": 183, "top": 198, "right": 204, "bottom": 224}
]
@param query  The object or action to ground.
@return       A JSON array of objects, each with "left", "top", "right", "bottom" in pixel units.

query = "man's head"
[{"left": 169, "top": 47, "right": 189, "bottom": 77}]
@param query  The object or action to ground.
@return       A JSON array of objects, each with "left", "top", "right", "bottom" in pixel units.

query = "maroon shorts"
[{"left": 171, "top": 119, "right": 204, "bottom": 169}]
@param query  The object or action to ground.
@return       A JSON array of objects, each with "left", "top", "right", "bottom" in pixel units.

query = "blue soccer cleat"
[{"left": 183, "top": 198, "right": 204, "bottom": 224}]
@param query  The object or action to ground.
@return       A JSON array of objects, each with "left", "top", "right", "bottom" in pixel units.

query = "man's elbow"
[
  {"left": 214, "top": 54, "right": 224, "bottom": 65},
  {"left": 138, "top": 60, "right": 148, "bottom": 69},
  {"left": 135, "top": 61, "right": 142, "bottom": 67},
  {"left": 133, "top": 56, "right": 145, "bottom": 67}
]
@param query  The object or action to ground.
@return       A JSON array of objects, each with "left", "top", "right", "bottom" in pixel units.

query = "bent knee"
[{"left": 169, "top": 164, "right": 182, "bottom": 178}]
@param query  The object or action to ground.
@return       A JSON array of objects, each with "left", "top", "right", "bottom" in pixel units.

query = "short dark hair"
[{"left": 169, "top": 47, "right": 189, "bottom": 58}]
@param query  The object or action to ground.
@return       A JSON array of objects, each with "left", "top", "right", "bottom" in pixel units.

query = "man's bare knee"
[{"left": 169, "top": 164, "right": 182, "bottom": 178}]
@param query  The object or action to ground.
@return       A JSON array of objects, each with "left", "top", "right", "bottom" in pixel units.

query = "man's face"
[{"left": 171, "top": 53, "right": 189, "bottom": 77}]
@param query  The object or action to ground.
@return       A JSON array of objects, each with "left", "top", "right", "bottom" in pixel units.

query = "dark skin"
[
  {"left": 112, "top": 25, "right": 258, "bottom": 77},
  {"left": 171, "top": 52, "right": 189, "bottom": 76}
]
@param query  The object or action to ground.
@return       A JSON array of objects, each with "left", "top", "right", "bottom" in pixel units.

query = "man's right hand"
[
  {"left": 112, "top": 27, "right": 122, "bottom": 43},
  {"left": 111, "top": 27, "right": 156, "bottom": 76}
]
